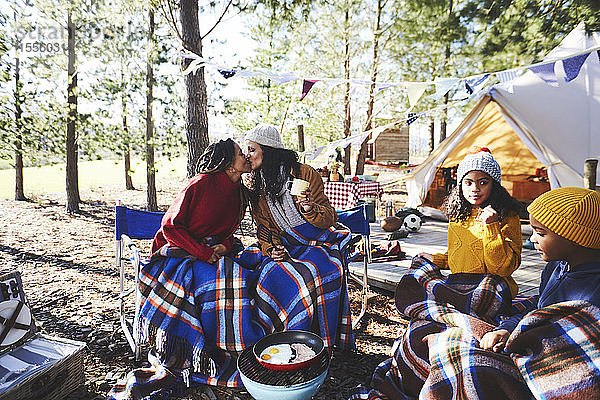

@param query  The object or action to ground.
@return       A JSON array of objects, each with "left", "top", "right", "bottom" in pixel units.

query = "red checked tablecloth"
[{"left": 324, "top": 181, "right": 383, "bottom": 210}]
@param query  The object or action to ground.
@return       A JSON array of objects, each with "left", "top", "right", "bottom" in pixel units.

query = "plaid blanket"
[
  {"left": 109, "top": 222, "right": 353, "bottom": 399},
  {"left": 350, "top": 257, "right": 600, "bottom": 400}
]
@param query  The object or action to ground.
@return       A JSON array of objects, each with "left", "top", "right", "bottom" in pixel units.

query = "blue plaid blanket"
[
  {"left": 109, "top": 222, "right": 353, "bottom": 399},
  {"left": 350, "top": 258, "right": 600, "bottom": 400}
]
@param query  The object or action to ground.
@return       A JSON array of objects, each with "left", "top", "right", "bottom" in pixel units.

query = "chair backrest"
[
  {"left": 336, "top": 204, "right": 370, "bottom": 236},
  {"left": 115, "top": 205, "right": 164, "bottom": 240}
]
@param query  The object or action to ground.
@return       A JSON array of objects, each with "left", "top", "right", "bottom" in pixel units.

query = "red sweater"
[{"left": 151, "top": 171, "right": 242, "bottom": 262}]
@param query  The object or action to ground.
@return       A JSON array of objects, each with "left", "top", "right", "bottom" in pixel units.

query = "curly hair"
[
  {"left": 248, "top": 144, "right": 300, "bottom": 203},
  {"left": 194, "top": 139, "right": 235, "bottom": 175},
  {"left": 442, "top": 179, "right": 522, "bottom": 222}
]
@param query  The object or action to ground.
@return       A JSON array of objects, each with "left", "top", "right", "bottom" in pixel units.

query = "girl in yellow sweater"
[{"left": 419, "top": 147, "right": 523, "bottom": 298}]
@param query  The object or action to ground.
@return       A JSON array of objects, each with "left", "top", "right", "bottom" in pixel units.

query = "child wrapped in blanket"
[
  {"left": 481, "top": 186, "right": 600, "bottom": 352},
  {"left": 419, "top": 147, "right": 523, "bottom": 299}
]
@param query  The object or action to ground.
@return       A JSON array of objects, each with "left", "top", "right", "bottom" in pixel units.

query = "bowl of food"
[{"left": 253, "top": 330, "right": 325, "bottom": 371}]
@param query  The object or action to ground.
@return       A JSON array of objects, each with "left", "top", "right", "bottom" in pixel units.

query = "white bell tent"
[{"left": 404, "top": 24, "right": 600, "bottom": 208}]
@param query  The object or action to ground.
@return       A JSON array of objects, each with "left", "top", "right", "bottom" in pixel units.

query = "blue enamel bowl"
[
  {"left": 239, "top": 368, "right": 328, "bottom": 400},
  {"left": 237, "top": 340, "right": 330, "bottom": 400}
]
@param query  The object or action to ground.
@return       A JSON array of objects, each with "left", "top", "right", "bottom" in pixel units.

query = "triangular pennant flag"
[
  {"left": 217, "top": 69, "right": 236, "bottom": 79},
  {"left": 496, "top": 68, "right": 521, "bottom": 84},
  {"left": 237, "top": 70, "right": 260, "bottom": 78},
  {"left": 563, "top": 52, "right": 590, "bottom": 82},
  {"left": 465, "top": 73, "right": 490, "bottom": 93},
  {"left": 300, "top": 79, "right": 319, "bottom": 100},
  {"left": 429, "top": 78, "right": 459, "bottom": 101},
  {"left": 529, "top": 62, "right": 558, "bottom": 86},
  {"left": 325, "top": 79, "right": 345, "bottom": 92},
  {"left": 271, "top": 72, "right": 298, "bottom": 84},
  {"left": 406, "top": 82, "right": 429, "bottom": 107},
  {"left": 407, "top": 112, "right": 419, "bottom": 125},
  {"left": 376, "top": 83, "right": 395, "bottom": 91}
]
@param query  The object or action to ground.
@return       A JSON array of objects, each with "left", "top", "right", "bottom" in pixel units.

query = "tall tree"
[
  {"left": 146, "top": 9, "right": 157, "bottom": 210},
  {"left": 355, "top": 0, "right": 384, "bottom": 175},
  {"left": 12, "top": 3, "right": 25, "bottom": 200},
  {"left": 65, "top": 10, "right": 80, "bottom": 212}
]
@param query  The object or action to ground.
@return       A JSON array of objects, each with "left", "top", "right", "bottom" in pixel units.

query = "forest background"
[{"left": 0, "top": 0, "right": 598, "bottom": 211}]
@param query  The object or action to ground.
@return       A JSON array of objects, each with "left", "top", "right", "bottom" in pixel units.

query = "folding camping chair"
[
  {"left": 115, "top": 205, "right": 164, "bottom": 360},
  {"left": 336, "top": 204, "right": 371, "bottom": 329}
]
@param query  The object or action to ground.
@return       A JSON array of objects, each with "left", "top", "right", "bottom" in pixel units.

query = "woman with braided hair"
[
  {"left": 150, "top": 138, "right": 250, "bottom": 263},
  {"left": 110, "top": 139, "right": 263, "bottom": 398}
]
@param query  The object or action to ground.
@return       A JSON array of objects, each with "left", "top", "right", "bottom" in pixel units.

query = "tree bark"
[
  {"left": 342, "top": 6, "right": 352, "bottom": 175},
  {"left": 146, "top": 10, "right": 157, "bottom": 211},
  {"left": 14, "top": 25, "right": 26, "bottom": 201},
  {"left": 66, "top": 12, "right": 80, "bottom": 212},
  {"left": 180, "top": 0, "right": 209, "bottom": 177},
  {"left": 356, "top": 0, "right": 383, "bottom": 176},
  {"left": 297, "top": 124, "right": 305, "bottom": 152},
  {"left": 584, "top": 159, "right": 598, "bottom": 190},
  {"left": 428, "top": 117, "right": 435, "bottom": 154},
  {"left": 439, "top": 0, "right": 454, "bottom": 143},
  {"left": 122, "top": 63, "right": 134, "bottom": 190}
]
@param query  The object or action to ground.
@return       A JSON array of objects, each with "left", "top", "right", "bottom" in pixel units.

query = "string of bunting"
[
  {"left": 180, "top": 45, "right": 600, "bottom": 106},
  {"left": 179, "top": 45, "right": 600, "bottom": 160}
]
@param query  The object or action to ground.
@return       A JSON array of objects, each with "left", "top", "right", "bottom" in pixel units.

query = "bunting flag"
[
  {"left": 563, "top": 53, "right": 590, "bottom": 82},
  {"left": 429, "top": 78, "right": 459, "bottom": 101},
  {"left": 496, "top": 68, "right": 522, "bottom": 84},
  {"left": 271, "top": 72, "right": 298, "bottom": 84},
  {"left": 406, "top": 82, "right": 429, "bottom": 107},
  {"left": 376, "top": 83, "right": 395, "bottom": 92},
  {"left": 217, "top": 69, "right": 236, "bottom": 79},
  {"left": 465, "top": 73, "right": 490, "bottom": 93},
  {"left": 300, "top": 79, "right": 319, "bottom": 100},
  {"left": 407, "top": 112, "right": 419, "bottom": 125},
  {"left": 529, "top": 62, "right": 559, "bottom": 86}
]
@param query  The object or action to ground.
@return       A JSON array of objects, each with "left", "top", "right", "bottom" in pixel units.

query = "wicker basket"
[
  {"left": 0, "top": 334, "right": 86, "bottom": 400},
  {"left": 0, "top": 270, "right": 86, "bottom": 400}
]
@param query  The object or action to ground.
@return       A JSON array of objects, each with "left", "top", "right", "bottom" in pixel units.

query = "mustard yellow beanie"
[{"left": 527, "top": 187, "right": 600, "bottom": 249}]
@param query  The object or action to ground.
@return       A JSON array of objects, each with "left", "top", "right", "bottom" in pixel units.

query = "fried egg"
[{"left": 260, "top": 344, "right": 294, "bottom": 364}]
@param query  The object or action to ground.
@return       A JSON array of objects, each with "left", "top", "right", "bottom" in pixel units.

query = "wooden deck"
[{"left": 348, "top": 219, "right": 543, "bottom": 297}]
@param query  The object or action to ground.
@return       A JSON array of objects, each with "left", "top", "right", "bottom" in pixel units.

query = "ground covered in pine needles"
[{"left": 0, "top": 178, "right": 407, "bottom": 400}]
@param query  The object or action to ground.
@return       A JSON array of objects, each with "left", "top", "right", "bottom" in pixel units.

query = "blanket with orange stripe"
[{"left": 110, "top": 221, "right": 353, "bottom": 399}]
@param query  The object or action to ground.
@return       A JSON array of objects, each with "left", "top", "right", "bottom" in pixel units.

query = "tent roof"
[{"left": 440, "top": 101, "right": 541, "bottom": 176}]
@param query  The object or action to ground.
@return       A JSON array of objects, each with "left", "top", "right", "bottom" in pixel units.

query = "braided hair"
[
  {"left": 249, "top": 144, "right": 300, "bottom": 202},
  {"left": 195, "top": 139, "right": 235, "bottom": 175}
]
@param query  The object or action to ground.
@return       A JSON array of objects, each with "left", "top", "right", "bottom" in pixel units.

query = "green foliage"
[{"left": 462, "top": 0, "right": 600, "bottom": 70}]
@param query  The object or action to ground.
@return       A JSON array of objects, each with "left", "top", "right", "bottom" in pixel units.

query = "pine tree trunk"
[
  {"left": 146, "top": 10, "right": 157, "bottom": 211},
  {"left": 66, "top": 12, "right": 80, "bottom": 212},
  {"left": 122, "top": 64, "right": 134, "bottom": 190},
  {"left": 343, "top": 7, "right": 352, "bottom": 175},
  {"left": 356, "top": 0, "right": 382, "bottom": 176},
  {"left": 428, "top": 118, "right": 435, "bottom": 154},
  {"left": 180, "top": 0, "right": 209, "bottom": 177},
  {"left": 14, "top": 35, "right": 26, "bottom": 201},
  {"left": 440, "top": 0, "right": 454, "bottom": 143}
]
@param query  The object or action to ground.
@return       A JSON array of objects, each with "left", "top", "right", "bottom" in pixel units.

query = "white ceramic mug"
[{"left": 289, "top": 178, "right": 309, "bottom": 196}]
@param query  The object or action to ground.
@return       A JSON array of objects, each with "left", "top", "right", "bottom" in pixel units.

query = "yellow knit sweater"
[{"left": 432, "top": 209, "right": 522, "bottom": 298}]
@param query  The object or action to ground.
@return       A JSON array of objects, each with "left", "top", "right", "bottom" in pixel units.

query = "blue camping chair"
[
  {"left": 337, "top": 204, "right": 371, "bottom": 329},
  {"left": 115, "top": 205, "right": 164, "bottom": 360}
]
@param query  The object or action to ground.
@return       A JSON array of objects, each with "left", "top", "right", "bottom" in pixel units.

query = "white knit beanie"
[
  {"left": 245, "top": 124, "right": 285, "bottom": 149},
  {"left": 457, "top": 149, "right": 502, "bottom": 184}
]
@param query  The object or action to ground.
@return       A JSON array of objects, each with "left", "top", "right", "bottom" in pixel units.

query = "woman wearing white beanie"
[{"left": 244, "top": 123, "right": 355, "bottom": 351}]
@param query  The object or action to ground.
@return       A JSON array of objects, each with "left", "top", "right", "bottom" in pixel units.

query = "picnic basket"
[{"left": 0, "top": 269, "right": 86, "bottom": 400}]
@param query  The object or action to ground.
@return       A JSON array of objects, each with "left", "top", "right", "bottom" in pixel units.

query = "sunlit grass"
[{"left": 0, "top": 157, "right": 187, "bottom": 199}]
